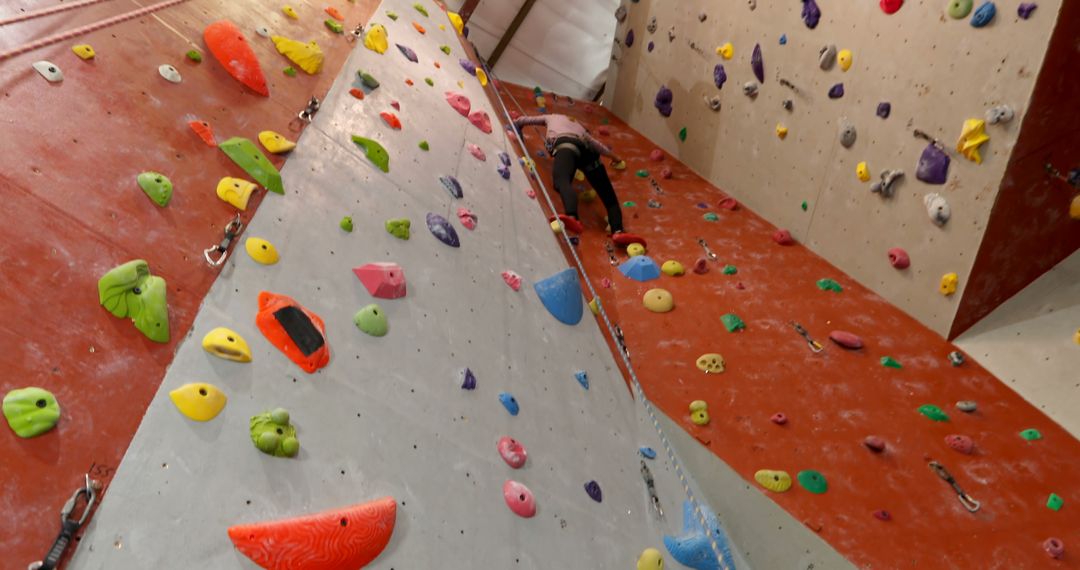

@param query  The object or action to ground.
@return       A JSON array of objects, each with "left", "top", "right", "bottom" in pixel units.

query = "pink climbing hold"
[
  {"left": 773, "top": 229, "right": 795, "bottom": 245},
  {"left": 718, "top": 197, "right": 739, "bottom": 211},
  {"left": 1044, "top": 538, "right": 1065, "bottom": 559},
  {"left": 649, "top": 149, "right": 664, "bottom": 162},
  {"left": 501, "top": 270, "right": 523, "bottom": 291},
  {"left": 735, "top": 282, "right": 746, "bottom": 290},
  {"left": 880, "top": 0, "right": 903, "bottom": 13},
  {"left": 467, "top": 143, "right": 487, "bottom": 161},
  {"left": 597, "top": 126, "right": 611, "bottom": 136},
  {"left": 526, "top": 189, "right": 536, "bottom": 199},
  {"left": 353, "top": 263, "right": 407, "bottom": 299},
  {"left": 503, "top": 480, "right": 536, "bottom": 518},
  {"left": 864, "top": 436, "right": 886, "bottom": 453},
  {"left": 391, "top": 100, "right": 401, "bottom": 110},
  {"left": 692, "top": 258, "right": 709, "bottom": 274},
  {"left": 660, "top": 167, "right": 673, "bottom": 179},
  {"left": 872, "top": 509, "right": 892, "bottom": 521},
  {"left": 445, "top": 91, "right": 471, "bottom": 116},
  {"left": 945, "top": 434, "right": 975, "bottom": 454},
  {"left": 828, "top": 330, "right": 864, "bottom": 350},
  {"left": 497, "top": 436, "right": 527, "bottom": 469},
  {"left": 770, "top": 412, "right": 788, "bottom": 425},
  {"left": 887, "top": 247, "right": 910, "bottom": 269},
  {"left": 601, "top": 278, "right": 613, "bottom": 289},
  {"left": 468, "top": 110, "right": 493, "bottom": 134},
  {"left": 456, "top": 207, "right": 477, "bottom": 230}
]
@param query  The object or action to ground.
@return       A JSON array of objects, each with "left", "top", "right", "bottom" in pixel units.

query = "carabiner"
[
  {"left": 789, "top": 321, "right": 824, "bottom": 353},
  {"left": 929, "top": 461, "right": 981, "bottom": 513},
  {"left": 346, "top": 22, "right": 364, "bottom": 42},
  {"left": 289, "top": 96, "right": 321, "bottom": 132},
  {"left": 203, "top": 213, "right": 244, "bottom": 267},
  {"left": 697, "top": 238, "right": 719, "bottom": 262},
  {"left": 30, "top": 475, "right": 101, "bottom": 570}
]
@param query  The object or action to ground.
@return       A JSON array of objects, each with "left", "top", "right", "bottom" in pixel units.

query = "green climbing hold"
[
  {"left": 386, "top": 10, "right": 399, "bottom": 20},
  {"left": 358, "top": 70, "right": 380, "bottom": 89},
  {"left": 635, "top": 169, "right": 649, "bottom": 178},
  {"left": 413, "top": 2, "right": 428, "bottom": 17},
  {"left": 721, "top": 313, "right": 745, "bottom": 332},
  {"left": 3, "top": 387, "right": 61, "bottom": 438},
  {"left": 918, "top": 404, "right": 949, "bottom": 422},
  {"left": 801, "top": 200, "right": 808, "bottom": 211},
  {"left": 385, "top": 218, "right": 411, "bottom": 240},
  {"left": 97, "top": 260, "right": 170, "bottom": 343},
  {"left": 351, "top": 135, "right": 390, "bottom": 173},
  {"left": 601, "top": 117, "right": 610, "bottom": 125},
  {"left": 723, "top": 265, "right": 737, "bottom": 275},
  {"left": 797, "top": 470, "right": 828, "bottom": 494},
  {"left": 440, "top": 45, "right": 451, "bottom": 55},
  {"left": 186, "top": 50, "right": 202, "bottom": 63},
  {"left": 533, "top": 86, "right": 543, "bottom": 96},
  {"left": 283, "top": 66, "right": 297, "bottom": 77},
  {"left": 354, "top": 304, "right": 389, "bottom": 337},
  {"left": 340, "top": 216, "right": 353, "bottom": 232},
  {"left": 1019, "top": 428, "right": 1043, "bottom": 441},
  {"left": 1047, "top": 493, "right": 1063, "bottom": 511},
  {"left": 424, "top": 77, "right": 434, "bottom": 86},
  {"left": 948, "top": 0, "right": 973, "bottom": 19},
  {"left": 704, "top": 212, "right": 719, "bottom": 222},
  {"left": 623, "top": 201, "right": 636, "bottom": 207},
  {"left": 816, "top": 278, "right": 843, "bottom": 292},
  {"left": 325, "top": 18, "right": 344, "bottom": 33},
  {"left": 679, "top": 127, "right": 687, "bottom": 141},
  {"left": 881, "top": 356, "right": 902, "bottom": 368},
  {"left": 419, "top": 141, "right": 430, "bottom": 151},
  {"left": 219, "top": 137, "right": 284, "bottom": 194},
  {"left": 250, "top": 408, "right": 299, "bottom": 457},
  {"left": 137, "top": 171, "right": 173, "bottom": 207}
]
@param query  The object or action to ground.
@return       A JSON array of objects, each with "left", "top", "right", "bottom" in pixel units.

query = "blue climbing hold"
[
  {"left": 584, "top": 480, "right": 602, "bottom": 502},
  {"left": 533, "top": 268, "right": 584, "bottom": 325},
  {"left": 779, "top": 34, "right": 787, "bottom": 45},
  {"left": 462, "top": 368, "right": 476, "bottom": 390},
  {"left": 971, "top": 1, "right": 996, "bottom": 27},
  {"left": 619, "top": 256, "right": 661, "bottom": 282},
  {"left": 640, "top": 446, "right": 657, "bottom": 459},
  {"left": 574, "top": 370, "right": 589, "bottom": 390},
  {"left": 536, "top": 150, "right": 546, "bottom": 158},
  {"left": 498, "top": 392, "right": 519, "bottom": 416},
  {"left": 663, "top": 501, "right": 737, "bottom": 570}
]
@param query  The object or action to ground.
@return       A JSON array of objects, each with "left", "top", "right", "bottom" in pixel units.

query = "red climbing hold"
[
  {"left": 597, "top": 126, "right": 611, "bottom": 136},
  {"left": 1044, "top": 538, "right": 1065, "bottom": 559},
  {"left": 770, "top": 412, "right": 788, "bottom": 425},
  {"left": 468, "top": 110, "right": 493, "bottom": 134},
  {"left": 612, "top": 232, "right": 646, "bottom": 248},
  {"left": 353, "top": 263, "right": 407, "bottom": 299},
  {"left": 445, "top": 91, "right": 471, "bottom": 116},
  {"left": 391, "top": 101, "right": 400, "bottom": 110},
  {"left": 879, "top": 0, "right": 903, "bottom": 13},
  {"left": 660, "top": 167, "right": 673, "bottom": 179},
  {"left": 887, "top": 247, "right": 910, "bottom": 269},
  {"left": 227, "top": 497, "right": 397, "bottom": 570},
  {"left": 872, "top": 510, "right": 892, "bottom": 521},
  {"left": 188, "top": 120, "right": 217, "bottom": 147},
  {"left": 692, "top": 258, "right": 709, "bottom": 274},
  {"left": 649, "top": 149, "right": 664, "bottom": 162},
  {"left": 204, "top": 20, "right": 269, "bottom": 96},
  {"left": 325, "top": 6, "right": 345, "bottom": 20},
  {"left": 772, "top": 229, "right": 795, "bottom": 245},
  {"left": 349, "top": 88, "right": 365, "bottom": 100},
  {"left": 945, "top": 434, "right": 975, "bottom": 454},
  {"left": 255, "top": 292, "right": 330, "bottom": 374},
  {"left": 863, "top": 436, "right": 886, "bottom": 453},
  {"left": 501, "top": 271, "right": 523, "bottom": 291},
  {"left": 550, "top": 214, "right": 584, "bottom": 234},
  {"left": 405, "top": 79, "right": 414, "bottom": 86},
  {"left": 380, "top": 112, "right": 402, "bottom": 130},
  {"left": 828, "top": 330, "right": 864, "bottom": 350},
  {"left": 718, "top": 197, "right": 739, "bottom": 211}
]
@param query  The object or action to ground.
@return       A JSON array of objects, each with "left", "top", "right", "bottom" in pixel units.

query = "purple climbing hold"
[
  {"left": 828, "top": 83, "right": 844, "bottom": 99},
  {"left": 499, "top": 152, "right": 511, "bottom": 167},
  {"left": 426, "top": 213, "right": 460, "bottom": 247},
  {"left": 625, "top": 29, "right": 635, "bottom": 48},
  {"left": 647, "top": 41, "right": 655, "bottom": 52},
  {"left": 440, "top": 175, "right": 463, "bottom": 199},
  {"left": 713, "top": 64, "right": 727, "bottom": 89},
  {"left": 916, "top": 143, "right": 950, "bottom": 185},
  {"left": 654, "top": 85, "right": 673, "bottom": 117},
  {"left": 1017, "top": 2, "right": 1037, "bottom": 18},
  {"left": 396, "top": 44, "right": 418, "bottom": 63},
  {"left": 462, "top": 368, "right": 476, "bottom": 390},
  {"left": 498, "top": 164, "right": 511, "bottom": 179},
  {"left": 459, "top": 58, "right": 476, "bottom": 76},
  {"left": 584, "top": 480, "right": 602, "bottom": 503},
  {"left": 877, "top": 102, "right": 891, "bottom": 119},
  {"left": 801, "top": 0, "right": 821, "bottom": 28},
  {"left": 751, "top": 43, "right": 764, "bottom": 83}
]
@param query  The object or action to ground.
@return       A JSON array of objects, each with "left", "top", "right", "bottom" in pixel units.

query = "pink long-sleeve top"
[{"left": 513, "top": 114, "right": 614, "bottom": 157}]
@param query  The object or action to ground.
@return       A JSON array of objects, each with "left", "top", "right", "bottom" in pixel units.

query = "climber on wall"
[{"left": 513, "top": 113, "right": 644, "bottom": 247}]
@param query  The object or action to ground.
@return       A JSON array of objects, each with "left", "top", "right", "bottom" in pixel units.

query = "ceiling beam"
[{"left": 488, "top": 0, "right": 537, "bottom": 67}]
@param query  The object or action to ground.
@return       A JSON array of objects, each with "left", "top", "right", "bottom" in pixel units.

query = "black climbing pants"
[{"left": 550, "top": 137, "right": 624, "bottom": 234}]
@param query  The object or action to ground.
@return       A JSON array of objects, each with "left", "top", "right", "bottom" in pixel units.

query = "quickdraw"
[
  {"left": 929, "top": 460, "right": 981, "bottom": 513},
  {"left": 289, "top": 96, "right": 321, "bottom": 131},
  {"left": 346, "top": 22, "right": 365, "bottom": 42},
  {"left": 613, "top": 323, "right": 630, "bottom": 360},
  {"left": 203, "top": 213, "right": 244, "bottom": 267},
  {"left": 789, "top": 321, "right": 824, "bottom": 353},
  {"left": 604, "top": 240, "right": 619, "bottom": 266},
  {"left": 697, "top": 238, "right": 719, "bottom": 262},
  {"left": 640, "top": 460, "right": 664, "bottom": 519},
  {"left": 29, "top": 475, "right": 101, "bottom": 570}
]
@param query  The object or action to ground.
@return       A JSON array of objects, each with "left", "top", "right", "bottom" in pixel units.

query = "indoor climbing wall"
[
  {"left": 0, "top": 0, "right": 376, "bottom": 565},
  {"left": 605, "top": 0, "right": 1070, "bottom": 338}
]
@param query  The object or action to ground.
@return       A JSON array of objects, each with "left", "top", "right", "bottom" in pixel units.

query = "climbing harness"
[
  {"left": 929, "top": 460, "right": 981, "bottom": 513},
  {"left": 289, "top": 96, "right": 321, "bottom": 132},
  {"left": 697, "top": 238, "right": 719, "bottom": 262},
  {"left": 789, "top": 321, "right": 824, "bottom": 353},
  {"left": 346, "top": 22, "right": 365, "bottom": 42},
  {"left": 29, "top": 474, "right": 101, "bottom": 570},
  {"left": 203, "top": 214, "right": 244, "bottom": 267},
  {"left": 640, "top": 460, "right": 665, "bottom": 519}
]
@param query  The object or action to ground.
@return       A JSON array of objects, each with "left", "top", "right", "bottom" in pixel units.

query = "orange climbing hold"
[
  {"left": 227, "top": 497, "right": 397, "bottom": 570},
  {"left": 380, "top": 112, "right": 402, "bottom": 130},
  {"left": 349, "top": 88, "right": 365, "bottom": 100},
  {"left": 188, "top": 120, "right": 217, "bottom": 147},
  {"left": 203, "top": 20, "right": 269, "bottom": 96},
  {"left": 405, "top": 78, "right": 414, "bottom": 86},
  {"left": 255, "top": 292, "right": 330, "bottom": 374},
  {"left": 413, "top": 22, "right": 426, "bottom": 34},
  {"left": 325, "top": 6, "right": 344, "bottom": 20}
]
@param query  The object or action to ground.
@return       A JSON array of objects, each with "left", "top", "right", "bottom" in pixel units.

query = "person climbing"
[{"left": 512, "top": 113, "right": 644, "bottom": 247}]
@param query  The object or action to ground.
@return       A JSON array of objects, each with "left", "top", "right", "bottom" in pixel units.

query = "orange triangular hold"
[
  {"left": 412, "top": 22, "right": 426, "bottom": 34},
  {"left": 255, "top": 292, "right": 330, "bottom": 373},
  {"left": 325, "top": 6, "right": 344, "bottom": 20},
  {"left": 228, "top": 497, "right": 397, "bottom": 570},
  {"left": 188, "top": 120, "right": 217, "bottom": 146},
  {"left": 204, "top": 20, "right": 269, "bottom": 96}
]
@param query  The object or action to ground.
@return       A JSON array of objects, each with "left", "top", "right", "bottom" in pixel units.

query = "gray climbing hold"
[
  {"left": 839, "top": 122, "right": 857, "bottom": 148},
  {"left": 870, "top": 169, "right": 905, "bottom": 197},
  {"left": 615, "top": 5, "right": 627, "bottom": 22},
  {"left": 704, "top": 95, "right": 722, "bottom": 111},
  {"left": 985, "top": 104, "right": 1014, "bottom": 124},
  {"left": 819, "top": 45, "right": 837, "bottom": 70},
  {"left": 956, "top": 400, "right": 977, "bottom": 413},
  {"left": 647, "top": 16, "right": 657, "bottom": 33},
  {"left": 32, "top": 60, "right": 63, "bottom": 83},
  {"left": 742, "top": 81, "right": 759, "bottom": 97},
  {"left": 924, "top": 193, "right": 951, "bottom": 225}
]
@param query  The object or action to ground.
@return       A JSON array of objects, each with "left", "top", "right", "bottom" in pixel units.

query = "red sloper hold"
[
  {"left": 772, "top": 229, "right": 795, "bottom": 245},
  {"left": 597, "top": 126, "right": 611, "bottom": 136},
  {"left": 445, "top": 91, "right": 471, "bottom": 116},
  {"left": 380, "top": 112, "right": 402, "bottom": 130},
  {"left": 204, "top": 20, "right": 269, "bottom": 96},
  {"left": 829, "top": 330, "right": 864, "bottom": 349},
  {"left": 718, "top": 197, "right": 739, "bottom": 210},
  {"left": 349, "top": 88, "right": 365, "bottom": 100},
  {"left": 255, "top": 292, "right": 330, "bottom": 374},
  {"left": 660, "top": 167, "right": 673, "bottom": 179},
  {"left": 228, "top": 497, "right": 397, "bottom": 570},
  {"left": 468, "top": 110, "right": 492, "bottom": 134},
  {"left": 880, "top": 0, "right": 903, "bottom": 14},
  {"left": 649, "top": 149, "right": 665, "bottom": 162}
]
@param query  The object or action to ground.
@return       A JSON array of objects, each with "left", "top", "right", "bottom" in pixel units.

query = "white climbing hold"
[
  {"left": 985, "top": 104, "right": 1014, "bottom": 125},
  {"left": 256, "top": 26, "right": 271, "bottom": 38},
  {"left": 924, "top": 193, "right": 951, "bottom": 225},
  {"left": 158, "top": 64, "right": 182, "bottom": 83},
  {"left": 32, "top": 60, "right": 63, "bottom": 83}
]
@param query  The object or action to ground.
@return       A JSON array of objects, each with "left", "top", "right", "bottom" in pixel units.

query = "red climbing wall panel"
[
  {"left": 0, "top": 0, "right": 377, "bottom": 564},
  {"left": 494, "top": 81, "right": 1080, "bottom": 568}
]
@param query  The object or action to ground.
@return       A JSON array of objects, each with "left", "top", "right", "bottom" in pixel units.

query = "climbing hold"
[
  {"left": 216, "top": 177, "right": 257, "bottom": 211},
  {"left": 639, "top": 447, "right": 658, "bottom": 460},
  {"left": 695, "top": 354, "right": 725, "bottom": 374},
  {"left": 281, "top": 5, "right": 299, "bottom": 19},
  {"left": 498, "top": 392, "right": 520, "bottom": 416},
  {"left": 32, "top": 60, "right": 63, "bottom": 83},
  {"left": 945, "top": 434, "right": 975, "bottom": 454},
  {"left": 779, "top": 34, "right": 787, "bottom": 45},
  {"left": 467, "top": 144, "right": 486, "bottom": 161},
  {"left": 379, "top": 112, "right": 402, "bottom": 130},
  {"left": 873, "top": 510, "right": 892, "bottom": 521},
  {"left": 98, "top": 260, "right": 170, "bottom": 343},
  {"left": 457, "top": 208, "right": 477, "bottom": 230},
  {"left": 750, "top": 43, "right": 764, "bottom": 83},
  {"left": 283, "top": 66, "right": 297, "bottom": 77},
  {"left": 770, "top": 412, "right": 788, "bottom": 425},
  {"left": 829, "top": 330, "right": 863, "bottom": 349},
  {"left": 353, "top": 304, "right": 389, "bottom": 337},
  {"left": 72, "top": 44, "right": 95, "bottom": 60},
  {"left": 620, "top": 256, "right": 661, "bottom": 282},
  {"left": 412, "top": 2, "right": 429, "bottom": 16},
  {"left": 1047, "top": 493, "right": 1063, "bottom": 511},
  {"left": 877, "top": 102, "right": 891, "bottom": 118},
  {"left": 871, "top": 169, "right": 904, "bottom": 196},
  {"left": 816, "top": 278, "right": 842, "bottom": 292},
  {"left": 801, "top": 200, "right": 809, "bottom": 211},
  {"left": 396, "top": 44, "right": 419, "bottom": 63},
  {"left": 425, "top": 213, "right": 460, "bottom": 248},
  {"left": 797, "top": 470, "right": 828, "bottom": 494},
  {"left": 364, "top": 23, "right": 389, "bottom": 53},
  {"left": 755, "top": 470, "right": 793, "bottom": 492},
  {"left": 637, "top": 548, "right": 664, "bottom": 570},
  {"left": 956, "top": 400, "right": 977, "bottom": 412},
  {"left": 663, "top": 500, "right": 736, "bottom": 570},
  {"left": 1019, "top": 428, "right": 1042, "bottom": 441},
  {"left": 439, "top": 175, "right": 463, "bottom": 199},
  {"left": 587, "top": 297, "right": 600, "bottom": 315},
  {"left": 692, "top": 258, "right": 709, "bottom": 274},
  {"left": 220, "top": 137, "right": 284, "bottom": 194},
  {"left": 411, "top": 21, "right": 426, "bottom": 34},
  {"left": 614, "top": 5, "right": 628, "bottom": 22},
  {"left": 782, "top": 99, "right": 793, "bottom": 111},
  {"left": 881, "top": 0, "right": 904, "bottom": 12},
  {"left": 635, "top": 170, "right": 650, "bottom": 179},
  {"left": 643, "top": 289, "right": 674, "bottom": 313},
  {"left": 1044, "top": 538, "right": 1065, "bottom": 559},
  {"left": 654, "top": 85, "right": 673, "bottom": 117},
  {"left": 503, "top": 480, "right": 535, "bottom": 517},
  {"left": 939, "top": 272, "right": 959, "bottom": 296},
  {"left": 646, "top": 16, "right": 657, "bottom": 33},
  {"left": 689, "top": 400, "right": 710, "bottom": 426},
  {"left": 720, "top": 313, "right": 745, "bottom": 332},
  {"left": 3, "top": 387, "right": 60, "bottom": 438},
  {"left": 924, "top": 193, "right": 951, "bottom": 225},
  {"left": 468, "top": 110, "right": 493, "bottom": 133},
  {"left": 534, "top": 268, "right": 584, "bottom": 325},
  {"left": 584, "top": 480, "right": 603, "bottom": 503},
  {"left": 819, "top": 44, "right": 837, "bottom": 70},
  {"left": 204, "top": 21, "right": 268, "bottom": 96},
  {"left": 773, "top": 229, "right": 795, "bottom": 245},
  {"left": 957, "top": 118, "right": 990, "bottom": 163},
  {"left": 202, "top": 327, "right": 253, "bottom": 362},
  {"left": 460, "top": 368, "right": 477, "bottom": 390},
  {"left": 703, "top": 212, "right": 719, "bottom": 222},
  {"left": 475, "top": 67, "right": 489, "bottom": 86},
  {"left": 497, "top": 436, "right": 527, "bottom": 468},
  {"left": 661, "top": 167, "right": 673, "bottom": 179},
  {"left": 271, "top": 36, "right": 324, "bottom": 74},
  {"left": 713, "top": 64, "right": 727, "bottom": 89},
  {"left": 255, "top": 291, "right": 330, "bottom": 374},
  {"left": 353, "top": 263, "right": 406, "bottom": 299},
  {"left": 625, "top": 29, "right": 635, "bottom": 48},
  {"left": 324, "top": 5, "right": 343, "bottom": 19},
  {"left": 863, "top": 436, "right": 886, "bottom": 453},
  {"left": 722, "top": 265, "right": 738, "bottom": 275},
  {"left": 857, "top": 162, "right": 871, "bottom": 182},
  {"left": 888, "top": 248, "right": 910, "bottom": 269},
  {"left": 985, "top": 104, "right": 1014, "bottom": 125},
  {"left": 718, "top": 43, "right": 734, "bottom": 59},
  {"left": 1018, "top": 3, "right": 1037, "bottom": 18},
  {"left": 650, "top": 149, "right": 664, "bottom": 162},
  {"left": 169, "top": 383, "right": 227, "bottom": 422},
  {"left": 339, "top": 216, "right": 353, "bottom": 233},
  {"left": 350, "top": 135, "right": 390, "bottom": 173},
  {"left": 136, "top": 172, "right": 173, "bottom": 207},
  {"left": 918, "top": 404, "right": 950, "bottom": 422},
  {"left": 258, "top": 130, "right": 296, "bottom": 154},
  {"left": 970, "top": 1, "right": 996, "bottom": 26},
  {"left": 186, "top": 50, "right": 202, "bottom": 63},
  {"left": 838, "top": 49, "right": 853, "bottom": 71},
  {"left": 255, "top": 26, "right": 271, "bottom": 39},
  {"left": 569, "top": 370, "right": 588, "bottom": 390},
  {"left": 501, "top": 271, "right": 522, "bottom": 292},
  {"left": 249, "top": 408, "right": 299, "bottom": 457},
  {"left": 881, "top": 356, "right": 902, "bottom": 368},
  {"left": 916, "top": 143, "right": 950, "bottom": 184},
  {"left": 459, "top": 58, "right": 477, "bottom": 75},
  {"left": 776, "top": 124, "right": 788, "bottom": 139},
  {"left": 158, "top": 64, "right": 181, "bottom": 83},
  {"left": 245, "top": 237, "right": 279, "bottom": 265},
  {"left": 828, "top": 83, "right": 845, "bottom": 99},
  {"left": 661, "top": 260, "right": 685, "bottom": 276},
  {"left": 357, "top": 70, "right": 380, "bottom": 90},
  {"left": 324, "top": 18, "right": 343, "bottom": 33}
]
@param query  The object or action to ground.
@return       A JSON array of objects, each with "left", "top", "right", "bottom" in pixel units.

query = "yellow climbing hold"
[
  {"left": 364, "top": 24, "right": 389, "bottom": 54},
  {"left": 457, "top": 80, "right": 465, "bottom": 88},
  {"left": 588, "top": 297, "right": 600, "bottom": 315},
  {"left": 574, "top": 170, "right": 585, "bottom": 182},
  {"left": 216, "top": 177, "right": 257, "bottom": 211},
  {"left": 612, "top": 160, "right": 627, "bottom": 171},
  {"left": 776, "top": 123, "right": 788, "bottom": 139},
  {"left": 1071, "top": 194, "right": 1080, "bottom": 220},
  {"left": 476, "top": 68, "right": 488, "bottom": 86},
  {"left": 695, "top": 353, "right": 725, "bottom": 374},
  {"left": 957, "top": 118, "right": 990, "bottom": 164},
  {"left": 282, "top": 5, "right": 299, "bottom": 19},
  {"left": 550, "top": 220, "right": 564, "bottom": 234},
  {"left": 717, "top": 42, "right": 734, "bottom": 59},
  {"left": 689, "top": 400, "right": 710, "bottom": 426},
  {"left": 637, "top": 548, "right": 664, "bottom": 570},
  {"left": 627, "top": 243, "right": 646, "bottom": 257},
  {"left": 1073, "top": 327, "right": 1080, "bottom": 345},
  {"left": 856, "top": 161, "right": 870, "bottom": 182},
  {"left": 201, "top": 327, "right": 253, "bottom": 362},
  {"left": 661, "top": 260, "right": 685, "bottom": 276},
  {"left": 258, "top": 130, "right": 296, "bottom": 154},
  {"left": 245, "top": 237, "right": 280, "bottom": 265},
  {"left": 580, "top": 189, "right": 597, "bottom": 202},
  {"left": 754, "top": 469, "right": 793, "bottom": 493},
  {"left": 838, "top": 48, "right": 853, "bottom": 71},
  {"left": 447, "top": 11, "right": 464, "bottom": 34},
  {"left": 169, "top": 383, "right": 227, "bottom": 422},
  {"left": 72, "top": 44, "right": 95, "bottom": 60},
  {"left": 643, "top": 288, "right": 674, "bottom": 313},
  {"left": 271, "top": 36, "right": 324, "bottom": 74},
  {"left": 939, "top": 272, "right": 959, "bottom": 296}
]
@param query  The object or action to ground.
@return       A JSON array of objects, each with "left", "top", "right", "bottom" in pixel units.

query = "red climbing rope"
[
  {"left": 0, "top": 0, "right": 190, "bottom": 62},
  {"left": 0, "top": 0, "right": 120, "bottom": 27}
]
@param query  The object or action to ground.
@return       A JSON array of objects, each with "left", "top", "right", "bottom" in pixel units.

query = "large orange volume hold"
[
  {"left": 255, "top": 291, "right": 330, "bottom": 373},
  {"left": 228, "top": 497, "right": 397, "bottom": 569},
  {"left": 204, "top": 20, "right": 269, "bottom": 96}
]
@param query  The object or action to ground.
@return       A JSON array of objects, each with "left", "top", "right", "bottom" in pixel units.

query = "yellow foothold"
[
  {"left": 580, "top": 189, "right": 597, "bottom": 202},
  {"left": 689, "top": 400, "right": 710, "bottom": 426},
  {"left": 856, "top": 161, "right": 870, "bottom": 182},
  {"left": 956, "top": 118, "right": 990, "bottom": 164},
  {"left": 448, "top": 12, "right": 464, "bottom": 34},
  {"left": 754, "top": 469, "right": 793, "bottom": 493},
  {"left": 282, "top": 5, "right": 299, "bottom": 19},
  {"left": 550, "top": 220, "right": 564, "bottom": 234},
  {"left": 939, "top": 272, "right": 959, "bottom": 296},
  {"left": 627, "top": 243, "right": 646, "bottom": 257},
  {"left": 72, "top": 44, "right": 95, "bottom": 60},
  {"left": 476, "top": 67, "right": 488, "bottom": 87},
  {"left": 776, "top": 123, "right": 788, "bottom": 139},
  {"left": 838, "top": 48, "right": 853, "bottom": 71},
  {"left": 245, "top": 237, "right": 280, "bottom": 265},
  {"left": 588, "top": 297, "right": 600, "bottom": 315},
  {"left": 364, "top": 23, "right": 389, "bottom": 54},
  {"left": 1070, "top": 195, "right": 1080, "bottom": 220},
  {"left": 271, "top": 36, "right": 324, "bottom": 74},
  {"left": 457, "top": 80, "right": 465, "bottom": 88},
  {"left": 661, "top": 260, "right": 685, "bottom": 276},
  {"left": 258, "top": 130, "right": 296, "bottom": 154},
  {"left": 169, "top": 383, "right": 227, "bottom": 422},
  {"left": 201, "top": 327, "right": 252, "bottom": 362},
  {"left": 216, "top": 177, "right": 257, "bottom": 211},
  {"left": 717, "top": 42, "right": 734, "bottom": 59},
  {"left": 1073, "top": 327, "right": 1080, "bottom": 346},
  {"left": 574, "top": 170, "right": 585, "bottom": 182},
  {"left": 439, "top": 24, "right": 446, "bottom": 31},
  {"left": 643, "top": 288, "right": 674, "bottom": 313},
  {"left": 612, "top": 160, "right": 627, "bottom": 171},
  {"left": 695, "top": 353, "right": 725, "bottom": 374},
  {"left": 637, "top": 548, "right": 664, "bottom": 570}
]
